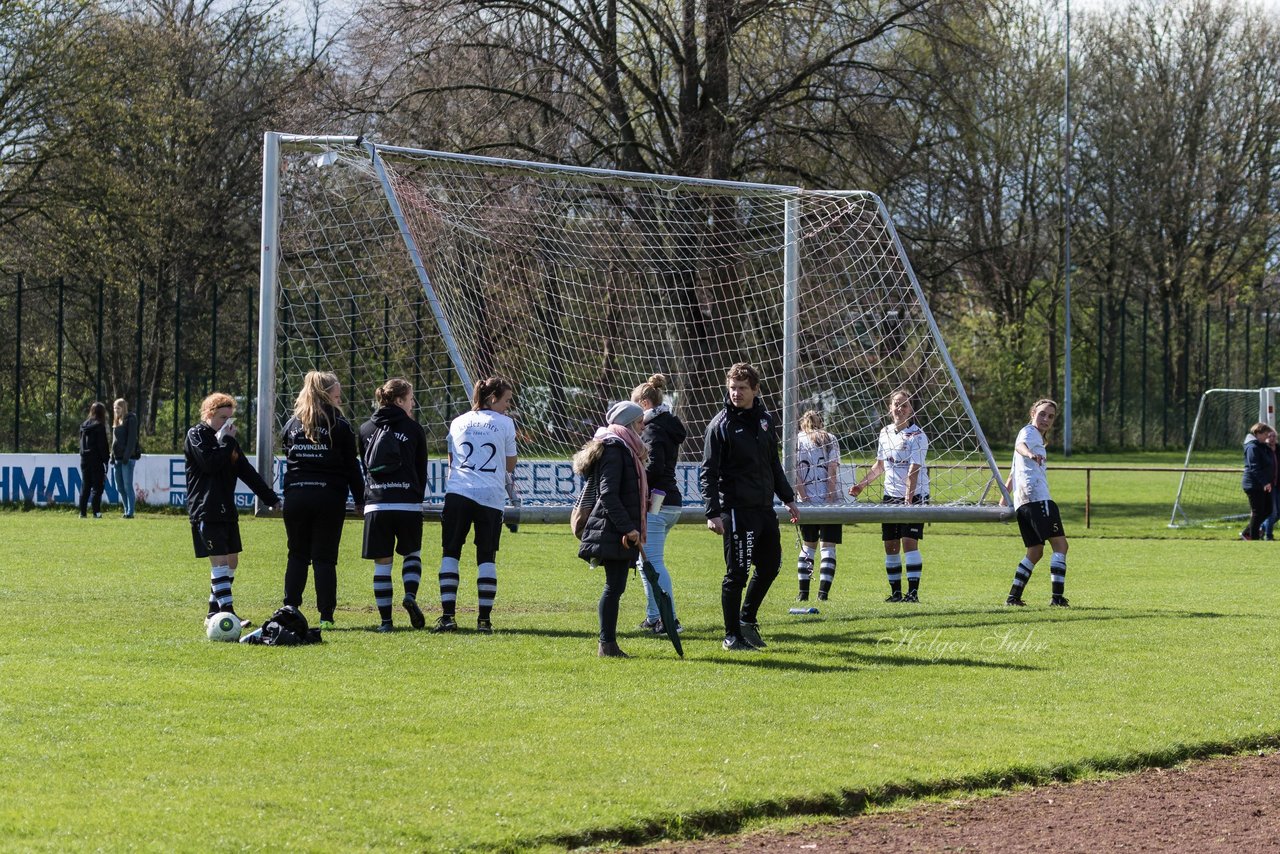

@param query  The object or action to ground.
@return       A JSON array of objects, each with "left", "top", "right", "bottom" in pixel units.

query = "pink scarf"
[{"left": 594, "top": 424, "right": 649, "bottom": 543}]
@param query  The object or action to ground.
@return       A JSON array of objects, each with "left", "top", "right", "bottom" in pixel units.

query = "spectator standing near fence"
[
  {"left": 110, "top": 399, "right": 139, "bottom": 519},
  {"left": 78, "top": 401, "right": 109, "bottom": 519}
]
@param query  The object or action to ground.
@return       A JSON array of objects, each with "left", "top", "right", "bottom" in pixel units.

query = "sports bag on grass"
[{"left": 569, "top": 468, "right": 600, "bottom": 540}]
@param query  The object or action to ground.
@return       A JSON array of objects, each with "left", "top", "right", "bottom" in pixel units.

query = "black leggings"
[
  {"left": 283, "top": 489, "right": 348, "bottom": 620},
  {"left": 79, "top": 460, "right": 105, "bottom": 516},
  {"left": 1244, "top": 487, "right": 1272, "bottom": 541},
  {"left": 597, "top": 560, "right": 631, "bottom": 643}
]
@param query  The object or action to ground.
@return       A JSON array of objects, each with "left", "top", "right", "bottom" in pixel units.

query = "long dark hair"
[{"left": 88, "top": 401, "right": 107, "bottom": 424}]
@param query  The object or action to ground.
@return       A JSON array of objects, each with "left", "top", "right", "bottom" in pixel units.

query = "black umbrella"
[{"left": 641, "top": 560, "right": 683, "bottom": 657}]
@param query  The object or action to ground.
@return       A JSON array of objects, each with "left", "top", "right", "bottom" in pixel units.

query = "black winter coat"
[
  {"left": 358, "top": 405, "right": 428, "bottom": 506},
  {"left": 79, "top": 419, "right": 109, "bottom": 466},
  {"left": 642, "top": 408, "right": 686, "bottom": 507},
  {"left": 577, "top": 438, "right": 643, "bottom": 565},
  {"left": 184, "top": 423, "right": 280, "bottom": 523},
  {"left": 699, "top": 398, "right": 795, "bottom": 518},
  {"left": 282, "top": 406, "right": 366, "bottom": 506}
]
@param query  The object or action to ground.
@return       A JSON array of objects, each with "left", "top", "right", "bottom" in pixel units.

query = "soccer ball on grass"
[{"left": 206, "top": 612, "right": 242, "bottom": 642}]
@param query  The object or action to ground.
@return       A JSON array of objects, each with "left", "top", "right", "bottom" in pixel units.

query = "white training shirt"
[
  {"left": 445, "top": 409, "right": 518, "bottom": 511},
  {"left": 796, "top": 431, "right": 841, "bottom": 503},
  {"left": 1010, "top": 424, "right": 1051, "bottom": 509},
  {"left": 877, "top": 422, "right": 929, "bottom": 498}
]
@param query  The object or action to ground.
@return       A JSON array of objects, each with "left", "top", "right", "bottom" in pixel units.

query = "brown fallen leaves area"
[{"left": 630, "top": 752, "right": 1280, "bottom": 853}]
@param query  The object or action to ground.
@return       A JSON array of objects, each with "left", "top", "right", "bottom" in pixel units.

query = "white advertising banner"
[{"left": 0, "top": 454, "right": 719, "bottom": 508}]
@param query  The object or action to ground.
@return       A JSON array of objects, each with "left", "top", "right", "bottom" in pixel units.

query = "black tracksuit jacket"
[
  {"left": 642, "top": 408, "right": 687, "bottom": 507},
  {"left": 281, "top": 407, "right": 366, "bottom": 506},
  {"left": 184, "top": 423, "right": 279, "bottom": 523},
  {"left": 357, "top": 405, "right": 428, "bottom": 505},
  {"left": 700, "top": 398, "right": 795, "bottom": 518}
]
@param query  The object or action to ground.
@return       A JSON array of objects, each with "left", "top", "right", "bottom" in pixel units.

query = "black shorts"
[
  {"left": 440, "top": 493, "right": 504, "bottom": 560},
  {"left": 362, "top": 509, "right": 424, "bottom": 559},
  {"left": 799, "top": 523, "right": 843, "bottom": 544},
  {"left": 1016, "top": 500, "right": 1065, "bottom": 547},
  {"left": 881, "top": 494, "right": 927, "bottom": 542},
  {"left": 192, "top": 519, "right": 242, "bottom": 558}
]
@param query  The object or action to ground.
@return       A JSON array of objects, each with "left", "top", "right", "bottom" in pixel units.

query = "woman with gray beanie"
[{"left": 573, "top": 399, "right": 648, "bottom": 657}]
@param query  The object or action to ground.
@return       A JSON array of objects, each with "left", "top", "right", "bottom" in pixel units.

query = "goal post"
[
  {"left": 1170, "top": 387, "right": 1280, "bottom": 527},
  {"left": 256, "top": 132, "right": 1013, "bottom": 522}
]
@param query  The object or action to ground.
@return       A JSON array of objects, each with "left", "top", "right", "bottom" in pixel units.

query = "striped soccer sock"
[
  {"left": 797, "top": 546, "right": 815, "bottom": 598},
  {"left": 1050, "top": 552, "right": 1066, "bottom": 597},
  {"left": 439, "top": 556, "right": 460, "bottom": 617},
  {"left": 817, "top": 547, "right": 836, "bottom": 598},
  {"left": 1010, "top": 557, "right": 1034, "bottom": 598},
  {"left": 402, "top": 551, "right": 422, "bottom": 601},
  {"left": 477, "top": 562, "right": 497, "bottom": 622},
  {"left": 210, "top": 564, "right": 233, "bottom": 614},
  {"left": 885, "top": 553, "right": 902, "bottom": 596},
  {"left": 373, "top": 561, "right": 393, "bottom": 624},
  {"left": 905, "top": 550, "right": 922, "bottom": 596}
]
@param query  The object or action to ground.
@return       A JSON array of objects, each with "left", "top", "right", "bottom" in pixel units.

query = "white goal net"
[
  {"left": 255, "top": 134, "right": 1010, "bottom": 520},
  {"left": 1170, "top": 387, "right": 1280, "bottom": 527}
]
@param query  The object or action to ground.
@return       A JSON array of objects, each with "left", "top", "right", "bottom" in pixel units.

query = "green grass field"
[{"left": 2, "top": 462, "right": 1277, "bottom": 851}]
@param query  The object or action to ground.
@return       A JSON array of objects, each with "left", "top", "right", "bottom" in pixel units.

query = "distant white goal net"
[
  {"left": 255, "top": 134, "right": 1011, "bottom": 521},
  {"left": 1170, "top": 387, "right": 1280, "bottom": 527}
]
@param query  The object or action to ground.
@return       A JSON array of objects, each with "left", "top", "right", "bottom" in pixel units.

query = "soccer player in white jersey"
[
  {"left": 1001, "top": 398, "right": 1069, "bottom": 606},
  {"left": 849, "top": 389, "right": 930, "bottom": 602},
  {"left": 432, "top": 376, "right": 519, "bottom": 633},
  {"left": 794, "top": 410, "right": 843, "bottom": 601}
]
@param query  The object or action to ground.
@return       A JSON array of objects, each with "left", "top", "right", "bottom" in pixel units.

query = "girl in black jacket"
[
  {"left": 358, "top": 378, "right": 429, "bottom": 632},
  {"left": 281, "top": 371, "right": 366, "bottom": 628},
  {"left": 185, "top": 392, "right": 281, "bottom": 626},
  {"left": 630, "top": 374, "right": 686, "bottom": 634},
  {"left": 110, "top": 399, "right": 140, "bottom": 518},
  {"left": 574, "top": 400, "right": 648, "bottom": 657},
  {"left": 78, "top": 401, "right": 109, "bottom": 518}
]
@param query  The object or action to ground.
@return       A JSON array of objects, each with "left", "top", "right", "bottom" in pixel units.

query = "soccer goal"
[
  {"left": 254, "top": 133, "right": 1012, "bottom": 522},
  {"left": 1170, "top": 387, "right": 1280, "bottom": 527}
]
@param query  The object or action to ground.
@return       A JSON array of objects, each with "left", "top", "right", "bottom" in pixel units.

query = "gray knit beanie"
[{"left": 606, "top": 400, "right": 645, "bottom": 426}]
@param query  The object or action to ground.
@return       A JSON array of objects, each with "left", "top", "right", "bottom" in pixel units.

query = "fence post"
[
  {"left": 55, "top": 276, "right": 65, "bottom": 451},
  {"left": 211, "top": 280, "right": 219, "bottom": 390},
  {"left": 1141, "top": 295, "right": 1148, "bottom": 447},
  {"left": 173, "top": 280, "right": 181, "bottom": 450},
  {"left": 1245, "top": 305, "right": 1252, "bottom": 386},
  {"left": 134, "top": 274, "right": 145, "bottom": 408},
  {"left": 1162, "top": 301, "right": 1170, "bottom": 448},
  {"left": 245, "top": 284, "right": 254, "bottom": 452},
  {"left": 1096, "top": 296, "right": 1103, "bottom": 447},
  {"left": 13, "top": 273, "right": 20, "bottom": 452},
  {"left": 1118, "top": 298, "right": 1126, "bottom": 444},
  {"left": 1224, "top": 299, "right": 1231, "bottom": 387},
  {"left": 1182, "top": 310, "right": 1190, "bottom": 444},
  {"left": 96, "top": 278, "right": 104, "bottom": 401}
]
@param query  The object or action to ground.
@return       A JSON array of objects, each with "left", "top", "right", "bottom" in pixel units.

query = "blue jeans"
[
  {"left": 112, "top": 459, "right": 136, "bottom": 516},
  {"left": 639, "top": 506, "right": 682, "bottom": 622}
]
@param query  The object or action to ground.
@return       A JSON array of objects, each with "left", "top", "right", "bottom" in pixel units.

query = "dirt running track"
[{"left": 631, "top": 752, "right": 1280, "bottom": 853}]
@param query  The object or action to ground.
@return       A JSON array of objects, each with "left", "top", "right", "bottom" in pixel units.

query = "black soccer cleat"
[
  {"left": 476, "top": 618, "right": 494, "bottom": 634},
  {"left": 1049, "top": 595, "right": 1070, "bottom": 607},
  {"left": 885, "top": 592, "right": 904, "bottom": 603},
  {"left": 402, "top": 596, "right": 426, "bottom": 630},
  {"left": 375, "top": 621, "right": 394, "bottom": 633},
  {"left": 1005, "top": 595, "right": 1026, "bottom": 607},
  {"left": 795, "top": 592, "right": 809, "bottom": 602},
  {"left": 817, "top": 591, "right": 828, "bottom": 601},
  {"left": 901, "top": 592, "right": 919, "bottom": 603},
  {"left": 430, "top": 615, "right": 458, "bottom": 633},
  {"left": 722, "top": 635, "right": 754, "bottom": 652},
  {"left": 738, "top": 622, "right": 767, "bottom": 649}
]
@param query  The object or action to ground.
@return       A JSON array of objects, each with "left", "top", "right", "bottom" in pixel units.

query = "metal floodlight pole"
[
  {"left": 1062, "top": 0, "right": 1074, "bottom": 457},
  {"left": 254, "top": 131, "right": 282, "bottom": 509},
  {"left": 782, "top": 198, "right": 800, "bottom": 479}
]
